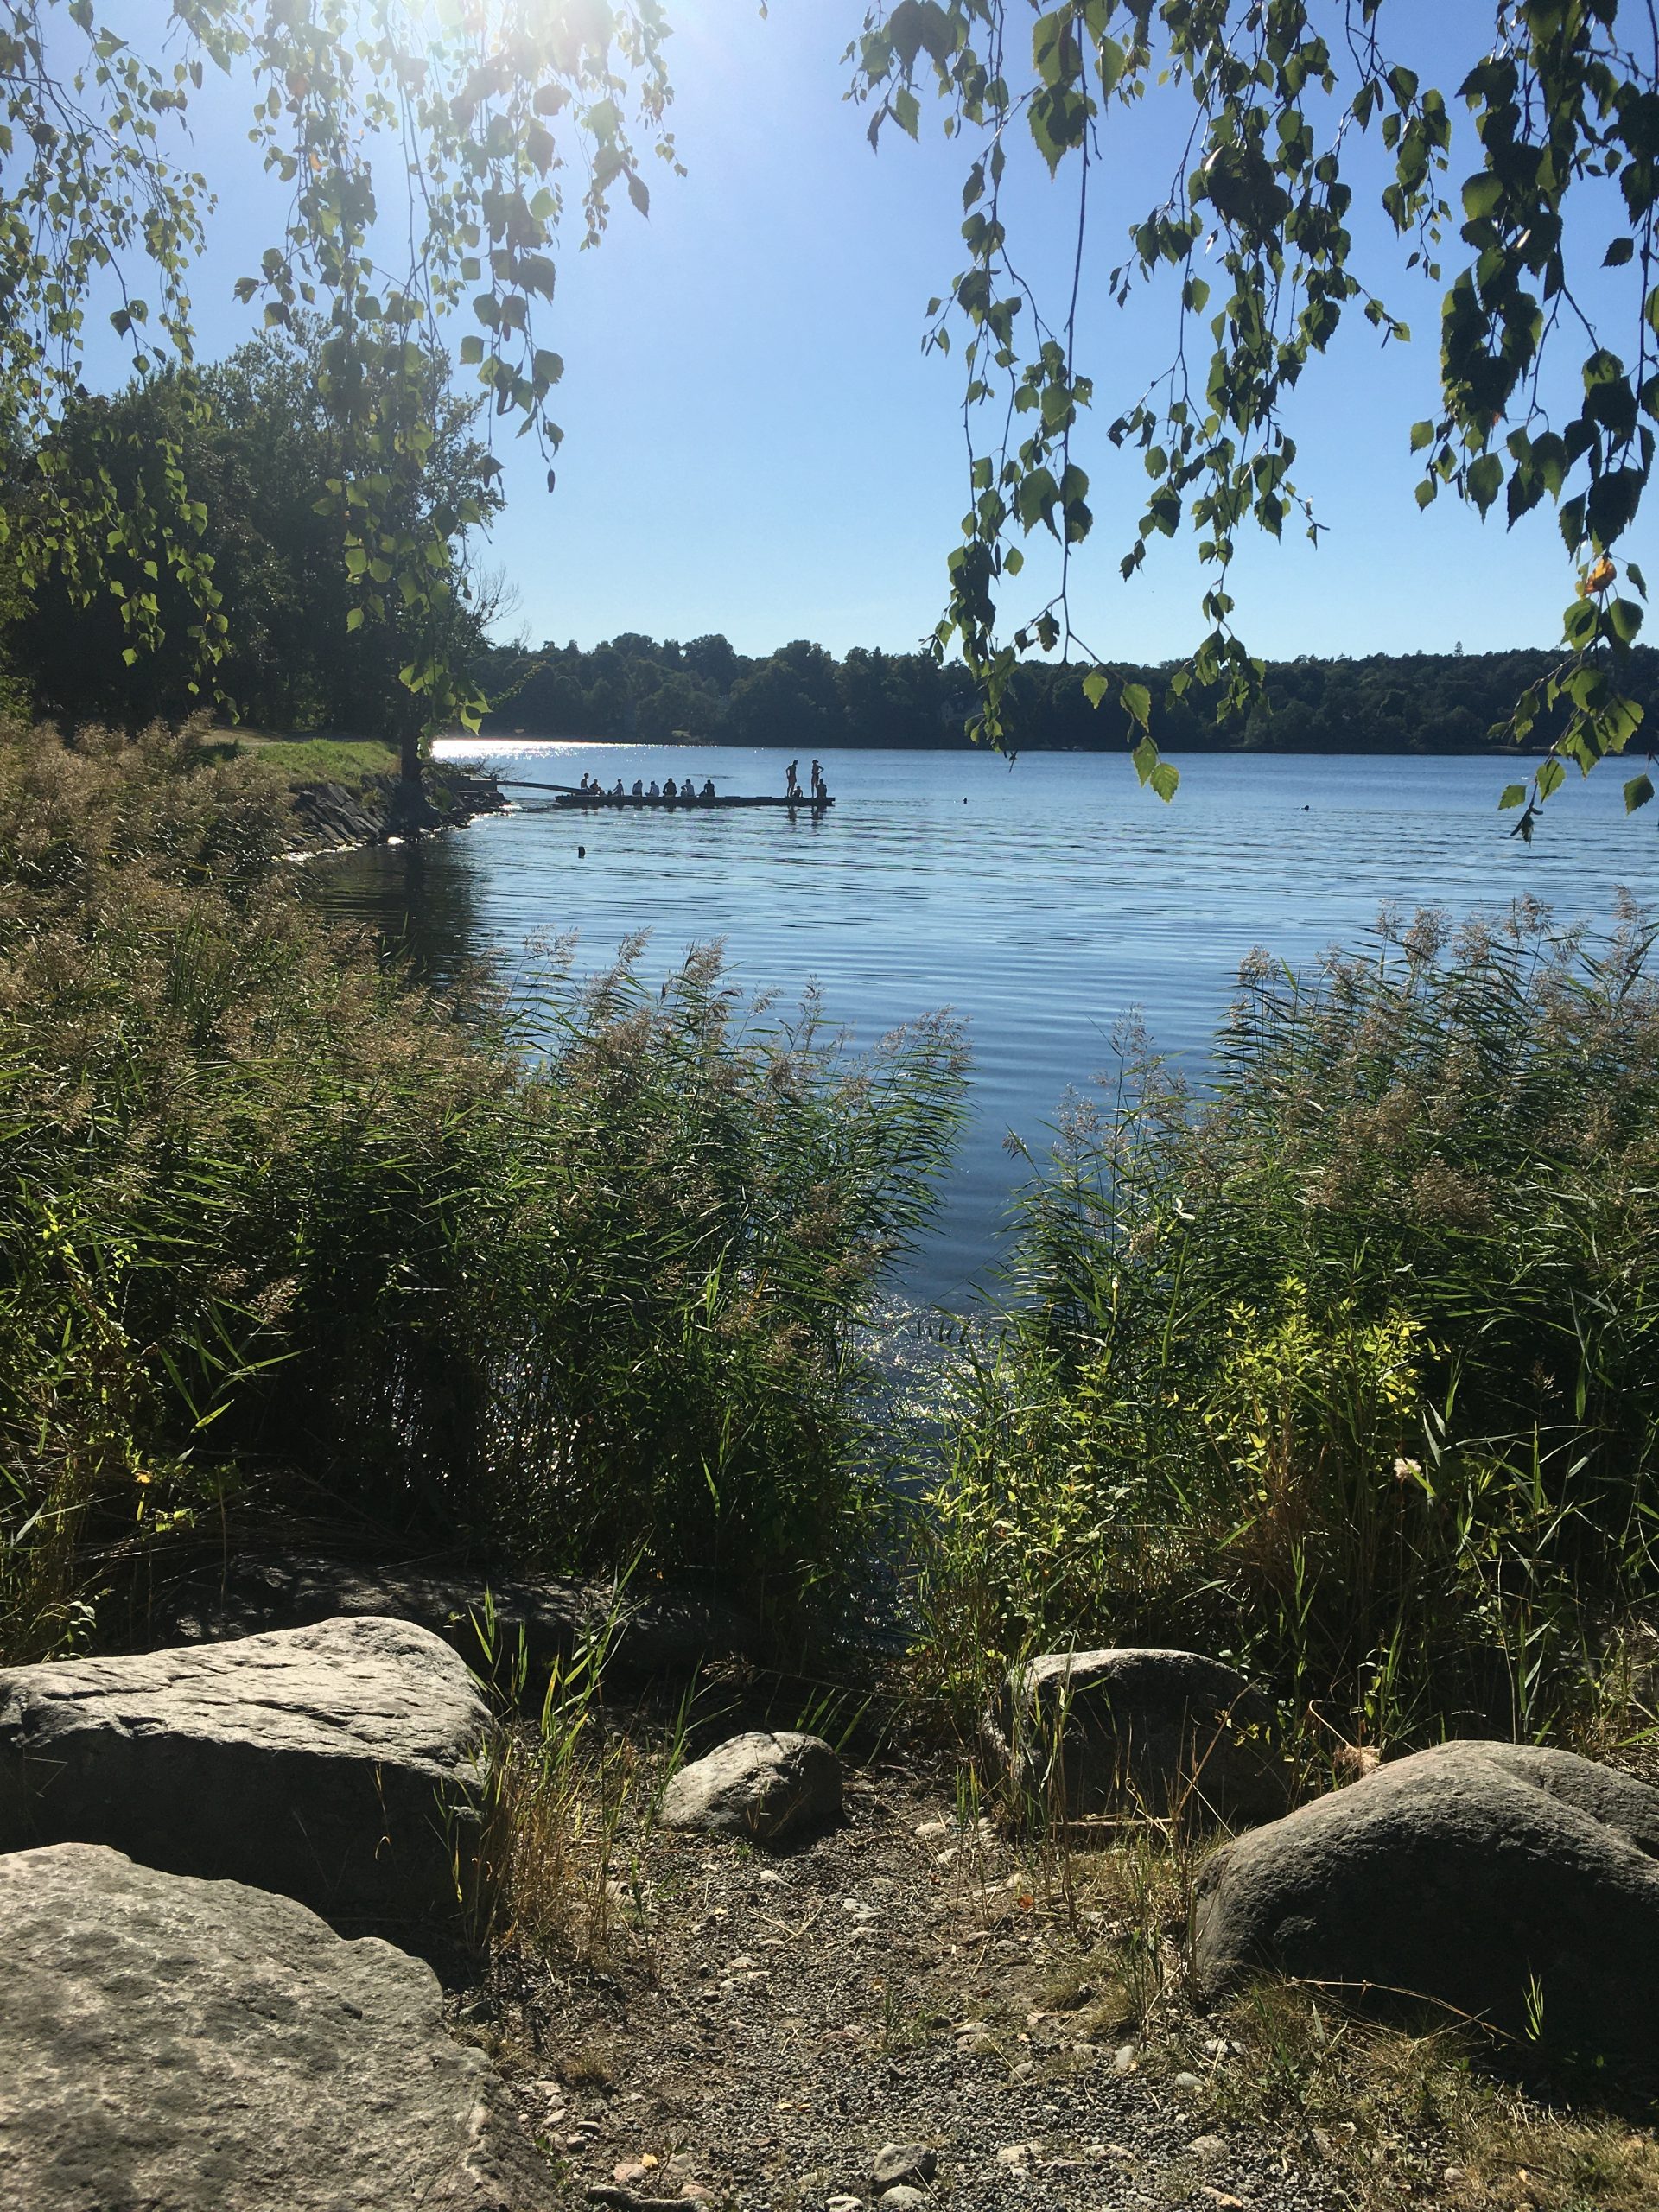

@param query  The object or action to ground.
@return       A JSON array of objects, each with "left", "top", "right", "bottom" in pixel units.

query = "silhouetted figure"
[
  {"left": 632, "top": 779, "right": 644, "bottom": 796},
  {"left": 701, "top": 778, "right": 715, "bottom": 799},
  {"left": 810, "top": 758, "right": 825, "bottom": 801},
  {"left": 785, "top": 758, "right": 802, "bottom": 800},
  {"left": 663, "top": 776, "right": 678, "bottom": 799}
]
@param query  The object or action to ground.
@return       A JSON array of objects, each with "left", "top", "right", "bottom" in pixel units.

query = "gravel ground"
[{"left": 456, "top": 1758, "right": 1469, "bottom": 2212}]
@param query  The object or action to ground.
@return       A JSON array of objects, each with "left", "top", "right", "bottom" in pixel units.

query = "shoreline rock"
[
  {"left": 288, "top": 765, "right": 505, "bottom": 855},
  {"left": 660, "top": 1730, "right": 843, "bottom": 1845},
  {"left": 0, "top": 1614, "right": 488, "bottom": 1921},
  {"left": 988, "top": 1648, "right": 1289, "bottom": 1829},
  {"left": 1193, "top": 1738, "right": 1659, "bottom": 2066},
  {"left": 0, "top": 1843, "right": 552, "bottom": 2210}
]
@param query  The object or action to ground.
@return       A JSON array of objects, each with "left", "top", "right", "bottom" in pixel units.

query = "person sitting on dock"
[
  {"left": 785, "top": 758, "right": 801, "bottom": 800},
  {"left": 648, "top": 779, "right": 660, "bottom": 798},
  {"left": 612, "top": 779, "right": 624, "bottom": 797},
  {"left": 701, "top": 778, "right": 715, "bottom": 799},
  {"left": 632, "top": 779, "right": 644, "bottom": 797},
  {"left": 663, "top": 776, "right": 678, "bottom": 799}
]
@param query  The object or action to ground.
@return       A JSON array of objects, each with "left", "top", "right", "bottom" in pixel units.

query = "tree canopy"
[
  {"left": 0, "top": 0, "right": 674, "bottom": 770},
  {"left": 853, "top": 0, "right": 1659, "bottom": 829},
  {"left": 5, "top": 3, "right": 1659, "bottom": 819}
]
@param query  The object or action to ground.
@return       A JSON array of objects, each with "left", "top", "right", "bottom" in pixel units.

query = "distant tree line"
[{"left": 479, "top": 633, "right": 1659, "bottom": 757}]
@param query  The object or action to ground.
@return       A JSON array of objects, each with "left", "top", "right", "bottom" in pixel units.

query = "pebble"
[
  {"left": 1112, "top": 2044, "right": 1137, "bottom": 2074},
  {"left": 1173, "top": 2070, "right": 1202, "bottom": 2091},
  {"left": 828, "top": 2197, "right": 863, "bottom": 2212},
  {"left": 1188, "top": 2134, "right": 1226, "bottom": 2164},
  {"left": 995, "top": 2143, "right": 1041, "bottom": 2168},
  {"left": 872, "top": 2145, "right": 938, "bottom": 2192},
  {"left": 878, "top": 2190, "right": 928, "bottom": 2209}
]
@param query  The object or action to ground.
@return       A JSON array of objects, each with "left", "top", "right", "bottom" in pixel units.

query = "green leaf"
[
  {"left": 1497, "top": 783, "right": 1528, "bottom": 810},
  {"left": 1122, "top": 681, "right": 1152, "bottom": 728},
  {"left": 1605, "top": 238, "right": 1636, "bottom": 267},
  {"left": 1409, "top": 420, "right": 1434, "bottom": 452},
  {"left": 1624, "top": 772, "right": 1655, "bottom": 813},
  {"left": 1466, "top": 454, "right": 1503, "bottom": 515},
  {"left": 1082, "top": 669, "right": 1109, "bottom": 709}
]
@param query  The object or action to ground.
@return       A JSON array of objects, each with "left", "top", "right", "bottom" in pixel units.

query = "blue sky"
[{"left": 115, "top": 3, "right": 1659, "bottom": 662}]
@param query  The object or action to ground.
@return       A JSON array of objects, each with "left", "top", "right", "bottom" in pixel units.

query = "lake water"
[{"left": 313, "top": 741, "right": 1658, "bottom": 1306}]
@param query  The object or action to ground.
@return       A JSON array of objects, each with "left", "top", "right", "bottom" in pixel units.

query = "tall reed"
[
  {"left": 0, "top": 720, "right": 969, "bottom": 1658},
  {"left": 923, "top": 901, "right": 1659, "bottom": 1750}
]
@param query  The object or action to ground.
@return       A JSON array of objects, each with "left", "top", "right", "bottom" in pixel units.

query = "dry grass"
[{"left": 1007, "top": 1827, "right": 1659, "bottom": 2212}]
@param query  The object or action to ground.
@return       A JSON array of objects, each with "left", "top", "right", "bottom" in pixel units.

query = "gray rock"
[
  {"left": 659, "top": 1731, "right": 842, "bottom": 1844},
  {"left": 877, "top": 2190, "right": 928, "bottom": 2209},
  {"left": 990, "top": 1648, "right": 1287, "bottom": 1827},
  {"left": 143, "top": 1551, "right": 753, "bottom": 1693},
  {"left": 0, "top": 1615, "right": 486, "bottom": 1920},
  {"left": 1193, "top": 1739, "right": 1659, "bottom": 2064},
  {"left": 0, "top": 1842, "right": 552, "bottom": 2210},
  {"left": 872, "top": 2144, "right": 938, "bottom": 2191}
]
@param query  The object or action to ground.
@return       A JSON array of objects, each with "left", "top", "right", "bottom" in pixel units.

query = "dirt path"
[{"left": 461, "top": 1762, "right": 1452, "bottom": 2212}]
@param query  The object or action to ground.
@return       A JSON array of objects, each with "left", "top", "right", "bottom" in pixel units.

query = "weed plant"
[
  {"left": 0, "top": 721, "right": 968, "bottom": 1658},
  {"left": 923, "top": 901, "right": 1659, "bottom": 1750}
]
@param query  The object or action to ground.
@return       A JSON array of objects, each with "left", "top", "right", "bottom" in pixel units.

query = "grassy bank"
[
  {"left": 224, "top": 730, "right": 401, "bottom": 789},
  {"left": 0, "top": 720, "right": 967, "bottom": 1661},
  {"left": 919, "top": 904, "right": 1659, "bottom": 1758}
]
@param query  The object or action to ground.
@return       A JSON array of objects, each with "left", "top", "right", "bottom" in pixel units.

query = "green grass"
[
  {"left": 920, "top": 903, "right": 1659, "bottom": 1756},
  {"left": 220, "top": 730, "right": 401, "bottom": 789}
]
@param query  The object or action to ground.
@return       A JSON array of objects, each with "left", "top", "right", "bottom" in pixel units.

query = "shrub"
[
  {"left": 0, "top": 721, "right": 967, "bottom": 1658},
  {"left": 924, "top": 902, "right": 1659, "bottom": 1749}
]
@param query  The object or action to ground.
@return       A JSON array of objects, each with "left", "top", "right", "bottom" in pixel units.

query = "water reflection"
[{"left": 309, "top": 829, "right": 488, "bottom": 983}]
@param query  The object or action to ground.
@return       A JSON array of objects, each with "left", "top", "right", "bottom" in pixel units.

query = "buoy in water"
[{"left": 577, "top": 844, "right": 586, "bottom": 857}]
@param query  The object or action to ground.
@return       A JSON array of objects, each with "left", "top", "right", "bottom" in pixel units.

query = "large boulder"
[
  {"left": 143, "top": 1551, "right": 753, "bottom": 1692},
  {"left": 990, "top": 1649, "right": 1287, "bottom": 1827},
  {"left": 0, "top": 1842, "right": 553, "bottom": 2210},
  {"left": 1193, "top": 1740, "right": 1659, "bottom": 2065},
  {"left": 659, "top": 1730, "right": 842, "bottom": 1844},
  {"left": 0, "top": 1616, "right": 487, "bottom": 1921}
]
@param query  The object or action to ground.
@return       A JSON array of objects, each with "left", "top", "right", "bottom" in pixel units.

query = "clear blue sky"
[{"left": 123, "top": 3, "right": 1659, "bottom": 663}]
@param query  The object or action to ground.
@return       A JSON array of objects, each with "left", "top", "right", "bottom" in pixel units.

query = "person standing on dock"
[
  {"left": 785, "top": 759, "right": 801, "bottom": 800},
  {"left": 810, "top": 759, "right": 825, "bottom": 802}
]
